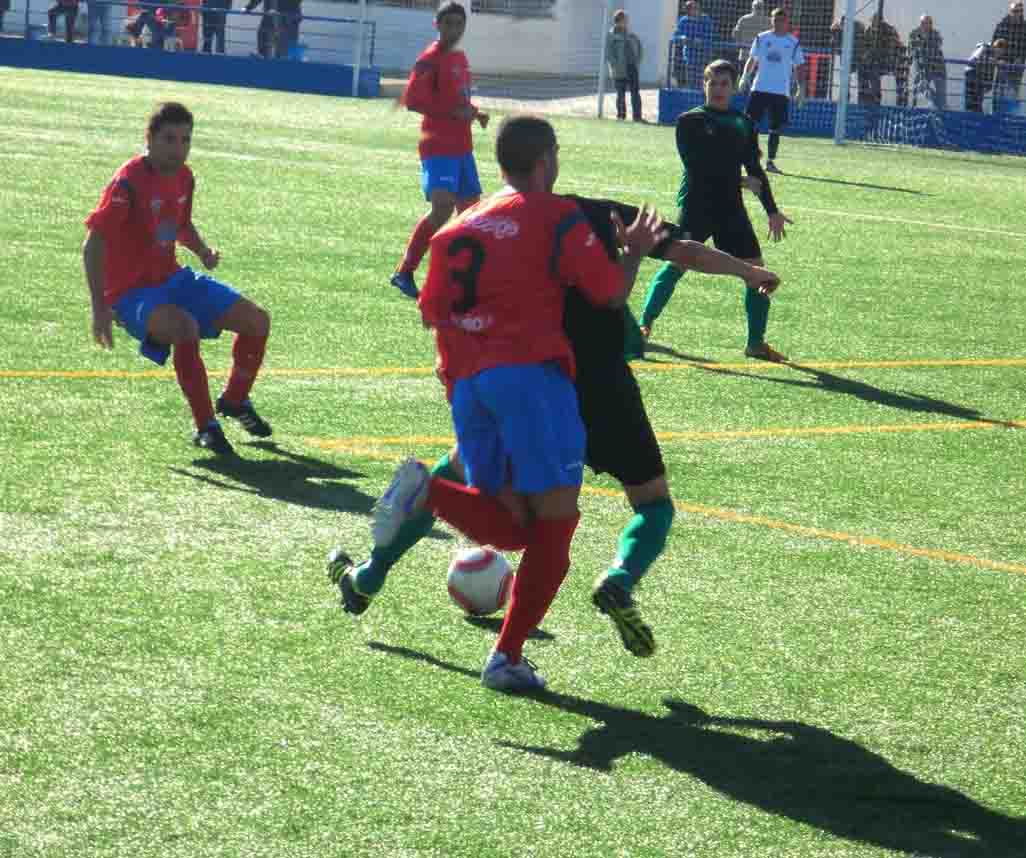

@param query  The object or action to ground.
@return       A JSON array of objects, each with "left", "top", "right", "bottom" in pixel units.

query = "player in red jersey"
[
  {"left": 83, "top": 102, "right": 272, "bottom": 456},
  {"left": 390, "top": 1, "right": 490, "bottom": 300},
  {"left": 367, "top": 116, "right": 665, "bottom": 692}
]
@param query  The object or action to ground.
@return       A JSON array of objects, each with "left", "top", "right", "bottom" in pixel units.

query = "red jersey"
[
  {"left": 402, "top": 41, "right": 474, "bottom": 159},
  {"left": 419, "top": 190, "right": 625, "bottom": 394},
  {"left": 85, "top": 155, "right": 194, "bottom": 305}
]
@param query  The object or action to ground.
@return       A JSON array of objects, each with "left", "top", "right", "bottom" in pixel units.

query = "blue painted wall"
[
  {"left": 658, "top": 90, "right": 1026, "bottom": 156},
  {"left": 1, "top": 39, "right": 380, "bottom": 98}
]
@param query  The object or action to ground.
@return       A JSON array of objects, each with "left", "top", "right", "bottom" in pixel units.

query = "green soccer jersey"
[{"left": 674, "top": 105, "right": 777, "bottom": 218}]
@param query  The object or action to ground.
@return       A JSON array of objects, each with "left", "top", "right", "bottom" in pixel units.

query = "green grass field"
[{"left": 2, "top": 69, "right": 1025, "bottom": 858}]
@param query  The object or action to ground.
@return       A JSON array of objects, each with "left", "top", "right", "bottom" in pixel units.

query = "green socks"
[
  {"left": 623, "top": 307, "right": 646, "bottom": 361},
  {"left": 640, "top": 262, "right": 684, "bottom": 329},
  {"left": 745, "top": 287, "right": 771, "bottom": 348},
  {"left": 354, "top": 452, "right": 463, "bottom": 595},
  {"left": 605, "top": 498, "right": 675, "bottom": 592}
]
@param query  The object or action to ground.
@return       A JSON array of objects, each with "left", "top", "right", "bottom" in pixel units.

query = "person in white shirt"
[{"left": 740, "top": 7, "right": 807, "bottom": 173}]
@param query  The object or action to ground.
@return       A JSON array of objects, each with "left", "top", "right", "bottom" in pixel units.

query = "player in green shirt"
[{"left": 640, "top": 59, "right": 793, "bottom": 361}]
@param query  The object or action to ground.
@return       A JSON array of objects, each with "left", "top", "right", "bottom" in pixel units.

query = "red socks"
[
  {"left": 222, "top": 334, "right": 268, "bottom": 406},
  {"left": 426, "top": 478, "right": 530, "bottom": 551},
  {"left": 495, "top": 514, "right": 580, "bottom": 663},
  {"left": 398, "top": 215, "right": 438, "bottom": 274},
  {"left": 173, "top": 340, "right": 214, "bottom": 429}
]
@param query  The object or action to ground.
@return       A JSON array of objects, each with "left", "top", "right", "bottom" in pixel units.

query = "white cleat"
[
  {"left": 371, "top": 457, "right": 430, "bottom": 548},
  {"left": 481, "top": 650, "right": 547, "bottom": 692}
]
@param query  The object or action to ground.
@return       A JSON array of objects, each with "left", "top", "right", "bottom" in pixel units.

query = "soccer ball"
[{"left": 446, "top": 547, "right": 513, "bottom": 617}]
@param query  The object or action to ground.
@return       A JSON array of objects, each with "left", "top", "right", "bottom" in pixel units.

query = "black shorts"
[
  {"left": 576, "top": 361, "right": 665, "bottom": 487},
  {"left": 747, "top": 91, "right": 791, "bottom": 131},
  {"left": 681, "top": 206, "right": 762, "bottom": 261}
]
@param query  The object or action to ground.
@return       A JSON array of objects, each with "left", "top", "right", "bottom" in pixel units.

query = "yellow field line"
[
  {"left": 3, "top": 356, "right": 1026, "bottom": 381},
  {"left": 304, "top": 440, "right": 1026, "bottom": 577},
  {"left": 305, "top": 417, "right": 1024, "bottom": 453}
]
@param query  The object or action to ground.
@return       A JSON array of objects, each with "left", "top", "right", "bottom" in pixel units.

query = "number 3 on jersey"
[{"left": 448, "top": 236, "right": 485, "bottom": 314}]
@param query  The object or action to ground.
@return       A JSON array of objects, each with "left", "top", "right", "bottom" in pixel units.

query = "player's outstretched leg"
[
  {"left": 326, "top": 452, "right": 462, "bottom": 615},
  {"left": 640, "top": 262, "right": 685, "bottom": 338},
  {"left": 592, "top": 496, "right": 674, "bottom": 658}
]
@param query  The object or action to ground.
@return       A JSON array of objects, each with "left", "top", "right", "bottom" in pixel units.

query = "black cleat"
[
  {"left": 193, "top": 421, "right": 234, "bottom": 456},
  {"left": 216, "top": 396, "right": 272, "bottom": 438},
  {"left": 326, "top": 548, "right": 372, "bottom": 616},
  {"left": 592, "top": 574, "right": 656, "bottom": 658}
]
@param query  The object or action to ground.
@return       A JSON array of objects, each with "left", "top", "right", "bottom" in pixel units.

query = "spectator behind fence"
[
  {"left": 202, "top": 0, "right": 231, "bottom": 54},
  {"left": 993, "top": 2, "right": 1026, "bottom": 94},
  {"left": 87, "top": 0, "right": 112, "bottom": 45},
  {"left": 606, "top": 9, "right": 644, "bottom": 122},
  {"left": 861, "top": 12, "right": 909, "bottom": 107},
  {"left": 908, "top": 15, "right": 945, "bottom": 110},
  {"left": 830, "top": 14, "right": 866, "bottom": 94},
  {"left": 965, "top": 38, "right": 1009, "bottom": 112},
  {"left": 275, "top": 0, "right": 301, "bottom": 58},
  {"left": 674, "top": 0, "right": 715, "bottom": 90},
  {"left": 0, "top": 0, "right": 9, "bottom": 32},
  {"left": 733, "top": 0, "right": 771, "bottom": 66},
  {"left": 125, "top": 5, "right": 184, "bottom": 49},
  {"left": 244, "top": 0, "right": 276, "bottom": 58},
  {"left": 48, "top": 0, "right": 79, "bottom": 42},
  {"left": 245, "top": 0, "right": 300, "bottom": 58}
]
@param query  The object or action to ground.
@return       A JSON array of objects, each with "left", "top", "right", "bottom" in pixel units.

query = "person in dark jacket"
[
  {"left": 992, "top": 2, "right": 1026, "bottom": 92},
  {"left": 0, "top": 0, "right": 10, "bottom": 32},
  {"left": 908, "top": 15, "right": 946, "bottom": 110},
  {"left": 245, "top": 0, "right": 300, "bottom": 58},
  {"left": 48, "top": 0, "right": 79, "bottom": 42},
  {"left": 202, "top": 0, "right": 231, "bottom": 54}
]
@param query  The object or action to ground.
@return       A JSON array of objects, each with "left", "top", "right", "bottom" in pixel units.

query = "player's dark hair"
[
  {"left": 435, "top": 1, "right": 466, "bottom": 22},
  {"left": 495, "top": 115, "right": 557, "bottom": 178},
  {"left": 704, "top": 59, "right": 737, "bottom": 84},
  {"left": 147, "top": 102, "right": 194, "bottom": 136}
]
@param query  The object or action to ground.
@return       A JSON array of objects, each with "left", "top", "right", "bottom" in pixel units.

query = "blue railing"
[{"left": 13, "top": 0, "right": 376, "bottom": 68}]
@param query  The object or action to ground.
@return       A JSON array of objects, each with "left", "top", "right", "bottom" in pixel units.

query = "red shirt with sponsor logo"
[
  {"left": 419, "top": 189, "right": 625, "bottom": 395},
  {"left": 85, "top": 155, "right": 194, "bottom": 305},
  {"left": 402, "top": 41, "right": 474, "bottom": 159}
]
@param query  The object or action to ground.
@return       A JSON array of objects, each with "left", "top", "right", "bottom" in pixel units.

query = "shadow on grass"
[
  {"left": 697, "top": 361, "right": 1019, "bottom": 425},
  {"left": 373, "top": 643, "right": 1026, "bottom": 858},
  {"left": 170, "top": 440, "right": 377, "bottom": 514},
  {"left": 772, "top": 172, "right": 929, "bottom": 195},
  {"left": 460, "top": 616, "right": 555, "bottom": 642}
]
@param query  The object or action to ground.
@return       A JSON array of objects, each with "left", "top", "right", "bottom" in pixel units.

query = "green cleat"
[
  {"left": 591, "top": 574, "right": 656, "bottom": 658},
  {"left": 326, "top": 548, "right": 372, "bottom": 616}
]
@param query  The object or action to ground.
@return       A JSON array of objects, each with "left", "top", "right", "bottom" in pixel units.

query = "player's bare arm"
[
  {"left": 178, "top": 223, "right": 220, "bottom": 269},
  {"left": 82, "top": 229, "right": 114, "bottom": 349},
  {"left": 665, "top": 241, "right": 780, "bottom": 295}
]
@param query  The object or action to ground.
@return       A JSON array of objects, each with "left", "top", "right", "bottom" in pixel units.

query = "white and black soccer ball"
[{"left": 446, "top": 546, "right": 513, "bottom": 617}]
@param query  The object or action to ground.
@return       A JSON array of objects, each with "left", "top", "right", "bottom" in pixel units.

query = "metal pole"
[
  {"left": 352, "top": 0, "right": 367, "bottom": 98},
  {"left": 833, "top": 0, "right": 857, "bottom": 144},
  {"left": 596, "top": 3, "right": 612, "bottom": 119}
]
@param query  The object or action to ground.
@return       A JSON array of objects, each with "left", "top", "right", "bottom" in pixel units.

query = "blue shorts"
[
  {"left": 112, "top": 267, "right": 240, "bottom": 365},
  {"left": 421, "top": 153, "right": 482, "bottom": 201},
  {"left": 452, "top": 362, "right": 586, "bottom": 496}
]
